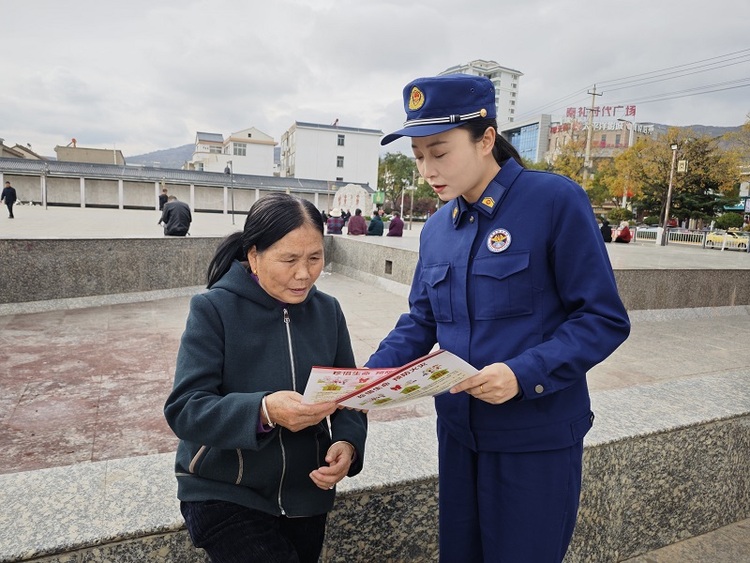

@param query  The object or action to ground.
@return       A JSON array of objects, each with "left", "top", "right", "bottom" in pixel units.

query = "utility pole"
[{"left": 583, "top": 84, "right": 602, "bottom": 189}]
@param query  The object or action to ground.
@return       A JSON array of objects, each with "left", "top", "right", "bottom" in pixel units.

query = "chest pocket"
[
  {"left": 472, "top": 251, "right": 533, "bottom": 320},
  {"left": 420, "top": 263, "right": 453, "bottom": 322}
]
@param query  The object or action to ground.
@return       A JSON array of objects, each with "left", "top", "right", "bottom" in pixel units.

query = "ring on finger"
[{"left": 479, "top": 384, "right": 484, "bottom": 394}]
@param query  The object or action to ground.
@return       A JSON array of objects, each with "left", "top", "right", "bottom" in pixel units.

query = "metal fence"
[{"left": 632, "top": 227, "right": 750, "bottom": 253}]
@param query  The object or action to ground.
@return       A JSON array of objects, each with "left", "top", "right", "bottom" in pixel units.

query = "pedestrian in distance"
[
  {"left": 600, "top": 219, "right": 612, "bottom": 242},
  {"left": 158, "top": 195, "right": 192, "bottom": 236},
  {"left": 164, "top": 193, "right": 367, "bottom": 563},
  {"left": 2, "top": 181, "right": 17, "bottom": 218},
  {"left": 387, "top": 210, "right": 404, "bottom": 237},
  {"left": 159, "top": 187, "right": 169, "bottom": 211},
  {"left": 366, "top": 212, "right": 383, "bottom": 236},
  {"left": 615, "top": 221, "right": 632, "bottom": 243},
  {"left": 346, "top": 208, "right": 367, "bottom": 235},
  {"left": 368, "top": 74, "right": 630, "bottom": 562},
  {"left": 326, "top": 208, "right": 345, "bottom": 234}
]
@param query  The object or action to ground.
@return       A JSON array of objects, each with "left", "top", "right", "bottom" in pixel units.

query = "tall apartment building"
[
  {"left": 439, "top": 59, "right": 523, "bottom": 126},
  {"left": 279, "top": 121, "right": 382, "bottom": 189}
]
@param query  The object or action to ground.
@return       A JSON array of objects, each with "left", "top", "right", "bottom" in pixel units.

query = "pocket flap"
[
  {"left": 473, "top": 251, "right": 529, "bottom": 281},
  {"left": 421, "top": 263, "right": 451, "bottom": 287}
]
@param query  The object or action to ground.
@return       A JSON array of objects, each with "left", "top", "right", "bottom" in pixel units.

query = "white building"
[
  {"left": 279, "top": 121, "right": 382, "bottom": 190},
  {"left": 188, "top": 127, "right": 276, "bottom": 176},
  {"left": 439, "top": 59, "right": 523, "bottom": 127}
]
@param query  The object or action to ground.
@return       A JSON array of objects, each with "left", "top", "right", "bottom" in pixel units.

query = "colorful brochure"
[{"left": 302, "top": 350, "right": 478, "bottom": 410}]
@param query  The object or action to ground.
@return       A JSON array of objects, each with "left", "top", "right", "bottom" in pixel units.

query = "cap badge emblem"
[
  {"left": 409, "top": 86, "right": 425, "bottom": 111},
  {"left": 487, "top": 228, "right": 511, "bottom": 253},
  {"left": 481, "top": 196, "right": 495, "bottom": 208}
]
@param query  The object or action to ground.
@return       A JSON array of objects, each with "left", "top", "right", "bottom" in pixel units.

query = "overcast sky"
[{"left": 2, "top": 0, "right": 749, "bottom": 158}]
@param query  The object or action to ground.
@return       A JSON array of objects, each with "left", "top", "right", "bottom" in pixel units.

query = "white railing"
[{"left": 631, "top": 227, "right": 749, "bottom": 252}]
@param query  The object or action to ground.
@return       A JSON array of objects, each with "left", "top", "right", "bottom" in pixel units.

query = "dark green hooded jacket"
[{"left": 164, "top": 260, "right": 367, "bottom": 517}]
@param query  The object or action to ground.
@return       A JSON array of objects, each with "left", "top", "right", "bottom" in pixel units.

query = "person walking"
[
  {"left": 2, "top": 181, "right": 17, "bottom": 218},
  {"left": 158, "top": 195, "right": 192, "bottom": 236},
  {"left": 159, "top": 187, "right": 169, "bottom": 211},
  {"left": 164, "top": 194, "right": 367, "bottom": 563},
  {"left": 367, "top": 74, "right": 630, "bottom": 562}
]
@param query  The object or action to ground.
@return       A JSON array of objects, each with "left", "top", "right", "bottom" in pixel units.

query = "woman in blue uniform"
[{"left": 368, "top": 74, "right": 630, "bottom": 562}]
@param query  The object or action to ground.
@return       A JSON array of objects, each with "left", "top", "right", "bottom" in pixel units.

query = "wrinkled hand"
[
  {"left": 449, "top": 362, "right": 519, "bottom": 405},
  {"left": 309, "top": 441, "right": 355, "bottom": 490},
  {"left": 265, "top": 391, "right": 337, "bottom": 432}
]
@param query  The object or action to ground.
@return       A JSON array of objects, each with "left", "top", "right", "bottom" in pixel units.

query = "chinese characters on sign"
[{"left": 566, "top": 105, "right": 636, "bottom": 118}]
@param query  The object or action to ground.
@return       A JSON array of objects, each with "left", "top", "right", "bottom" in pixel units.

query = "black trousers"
[
  {"left": 5, "top": 203, "right": 13, "bottom": 218},
  {"left": 181, "top": 500, "right": 327, "bottom": 563}
]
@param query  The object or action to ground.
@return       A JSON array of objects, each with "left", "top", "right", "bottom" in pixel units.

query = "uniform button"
[
  {"left": 469, "top": 216, "right": 475, "bottom": 223},
  {"left": 534, "top": 384, "right": 544, "bottom": 394}
]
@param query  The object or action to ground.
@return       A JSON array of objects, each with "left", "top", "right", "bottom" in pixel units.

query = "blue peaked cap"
[{"left": 381, "top": 74, "right": 496, "bottom": 145}]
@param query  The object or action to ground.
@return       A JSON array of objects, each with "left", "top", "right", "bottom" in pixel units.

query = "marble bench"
[{"left": 1, "top": 370, "right": 748, "bottom": 563}]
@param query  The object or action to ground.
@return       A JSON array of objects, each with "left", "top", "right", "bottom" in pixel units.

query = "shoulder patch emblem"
[
  {"left": 481, "top": 196, "right": 495, "bottom": 208},
  {"left": 452, "top": 206, "right": 459, "bottom": 219},
  {"left": 487, "top": 228, "right": 511, "bottom": 253}
]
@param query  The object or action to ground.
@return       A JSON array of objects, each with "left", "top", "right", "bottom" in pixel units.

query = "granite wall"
[
  {"left": 0, "top": 238, "right": 220, "bottom": 304},
  {"left": 3, "top": 236, "right": 750, "bottom": 310}
]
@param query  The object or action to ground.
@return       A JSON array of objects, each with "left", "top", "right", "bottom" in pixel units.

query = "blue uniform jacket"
[{"left": 367, "top": 159, "right": 630, "bottom": 453}]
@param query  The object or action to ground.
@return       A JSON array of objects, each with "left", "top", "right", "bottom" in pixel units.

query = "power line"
[
  {"left": 510, "top": 47, "right": 750, "bottom": 124},
  {"left": 597, "top": 47, "right": 750, "bottom": 88}
]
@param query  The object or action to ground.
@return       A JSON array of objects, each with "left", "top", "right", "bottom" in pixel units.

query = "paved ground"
[{"left": 1, "top": 206, "right": 749, "bottom": 561}]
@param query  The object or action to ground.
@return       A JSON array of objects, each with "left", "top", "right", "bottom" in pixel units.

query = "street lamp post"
[
  {"left": 224, "top": 160, "right": 234, "bottom": 225},
  {"left": 660, "top": 143, "right": 679, "bottom": 246},
  {"left": 617, "top": 118, "right": 636, "bottom": 208}
]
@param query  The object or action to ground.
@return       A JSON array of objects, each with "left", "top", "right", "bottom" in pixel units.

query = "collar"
[{"left": 451, "top": 158, "right": 524, "bottom": 228}]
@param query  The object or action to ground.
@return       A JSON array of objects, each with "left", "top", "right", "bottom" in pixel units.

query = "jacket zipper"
[{"left": 277, "top": 307, "right": 296, "bottom": 515}]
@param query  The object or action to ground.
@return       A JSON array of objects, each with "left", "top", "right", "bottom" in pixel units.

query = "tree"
[
  {"left": 618, "top": 128, "right": 739, "bottom": 226},
  {"left": 378, "top": 153, "right": 417, "bottom": 212},
  {"left": 550, "top": 138, "right": 586, "bottom": 185},
  {"left": 588, "top": 159, "right": 621, "bottom": 208}
]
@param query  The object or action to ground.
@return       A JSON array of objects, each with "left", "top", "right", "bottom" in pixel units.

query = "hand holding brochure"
[{"left": 302, "top": 350, "right": 477, "bottom": 410}]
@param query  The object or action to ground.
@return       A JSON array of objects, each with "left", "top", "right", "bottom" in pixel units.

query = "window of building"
[
  {"left": 233, "top": 143, "right": 247, "bottom": 157},
  {"left": 336, "top": 156, "right": 344, "bottom": 168},
  {"left": 337, "top": 134, "right": 345, "bottom": 146},
  {"left": 336, "top": 177, "right": 343, "bottom": 181},
  {"left": 615, "top": 134, "right": 621, "bottom": 146},
  {"left": 209, "top": 145, "right": 222, "bottom": 154}
]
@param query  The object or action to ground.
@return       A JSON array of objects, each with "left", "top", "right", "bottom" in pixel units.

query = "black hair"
[
  {"left": 355, "top": 208, "right": 362, "bottom": 215},
  {"left": 206, "top": 193, "right": 324, "bottom": 288},
  {"left": 460, "top": 118, "right": 525, "bottom": 168}
]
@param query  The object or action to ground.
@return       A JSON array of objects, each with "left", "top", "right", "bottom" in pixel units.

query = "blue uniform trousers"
[{"left": 437, "top": 420, "right": 583, "bottom": 563}]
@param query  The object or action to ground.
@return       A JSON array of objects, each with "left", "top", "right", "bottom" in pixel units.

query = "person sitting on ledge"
[
  {"left": 346, "top": 208, "right": 367, "bottom": 235},
  {"left": 326, "top": 208, "right": 344, "bottom": 234},
  {"left": 387, "top": 211, "right": 404, "bottom": 237},
  {"left": 366, "top": 211, "right": 383, "bottom": 236},
  {"left": 615, "top": 221, "right": 632, "bottom": 243}
]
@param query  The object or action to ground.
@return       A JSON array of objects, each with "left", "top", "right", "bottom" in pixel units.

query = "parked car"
[{"left": 705, "top": 230, "right": 749, "bottom": 249}]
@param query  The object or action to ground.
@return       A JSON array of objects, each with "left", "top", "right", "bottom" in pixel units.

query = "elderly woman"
[{"left": 164, "top": 193, "right": 367, "bottom": 563}]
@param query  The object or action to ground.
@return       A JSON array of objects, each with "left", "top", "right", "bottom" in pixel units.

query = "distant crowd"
[{"left": 322, "top": 207, "right": 404, "bottom": 237}]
